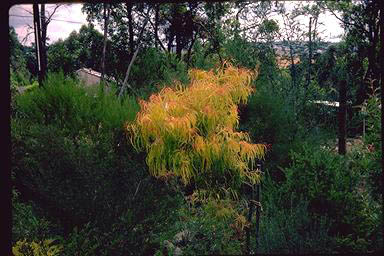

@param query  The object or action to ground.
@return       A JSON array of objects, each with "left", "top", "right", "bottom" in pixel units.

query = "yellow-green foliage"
[
  {"left": 127, "top": 64, "right": 266, "bottom": 193},
  {"left": 204, "top": 199, "right": 237, "bottom": 221},
  {"left": 12, "top": 239, "right": 62, "bottom": 256}
]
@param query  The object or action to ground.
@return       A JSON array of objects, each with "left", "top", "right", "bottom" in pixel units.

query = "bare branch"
[
  {"left": 119, "top": 13, "right": 151, "bottom": 98},
  {"left": 147, "top": 17, "right": 167, "bottom": 52},
  {"left": 45, "top": 4, "right": 62, "bottom": 25},
  {"left": 21, "top": 31, "right": 34, "bottom": 45},
  {"left": 17, "top": 6, "right": 33, "bottom": 15},
  {"left": 326, "top": 6, "right": 368, "bottom": 36}
]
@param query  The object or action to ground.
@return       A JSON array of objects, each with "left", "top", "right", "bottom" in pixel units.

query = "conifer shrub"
[{"left": 127, "top": 64, "right": 266, "bottom": 198}]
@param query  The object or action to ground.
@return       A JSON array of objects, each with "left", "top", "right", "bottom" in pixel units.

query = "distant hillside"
[
  {"left": 256, "top": 41, "right": 337, "bottom": 57},
  {"left": 255, "top": 41, "right": 338, "bottom": 68}
]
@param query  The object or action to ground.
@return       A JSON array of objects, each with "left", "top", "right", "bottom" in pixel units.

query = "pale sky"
[
  {"left": 271, "top": 3, "right": 344, "bottom": 42},
  {"left": 9, "top": 4, "right": 94, "bottom": 45},
  {"left": 9, "top": 2, "right": 344, "bottom": 46}
]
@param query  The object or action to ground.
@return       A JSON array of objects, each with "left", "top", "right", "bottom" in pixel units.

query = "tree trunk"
[
  {"left": 40, "top": 4, "right": 47, "bottom": 83},
  {"left": 167, "top": 31, "right": 174, "bottom": 53},
  {"left": 255, "top": 177, "right": 261, "bottom": 253},
  {"left": 127, "top": 2, "right": 134, "bottom": 55},
  {"left": 101, "top": 3, "right": 110, "bottom": 82},
  {"left": 33, "top": 3, "right": 44, "bottom": 86},
  {"left": 119, "top": 16, "right": 150, "bottom": 98},
  {"left": 118, "top": 46, "right": 140, "bottom": 98},
  {"left": 306, "top": 17, "right": 312, "bottom": 92},
  {"left": 186, "top": 32, "right": 196, "bottom": 66},
  {"left": 338, "top": 80, "right": 347, "bottom": 155},
  {"left": 153, "top": 4, "right": 167, "bottom": 52},
  {"left": 40, "top": 4, "right": 46, "bottom": 46},
  {"left": 176, "top": 32, "right": 182, "bottom": 59},
  {"left": 154, "top": 4, "right": 159, "bottom": 49}
]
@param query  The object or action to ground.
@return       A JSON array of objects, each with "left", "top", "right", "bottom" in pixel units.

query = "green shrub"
[
  {"left": 11, "top": 72, "right": 187, "bottom": 254},
  {"left": 279, "top": 143, "right": 382, "bottom": 252},
  {"left": 300, "top": 80, "right": 338, "bottom": 131},
  {"left": 153, "top": 198, "right": 244, "bottom": 255},
  {"left": 239, "top": 64, "right": 338, "bottom": 185},
  {"left": 57, "top": 179, "right": 185, "bottom": 255},
  {"left": 14, "top": 72, "right": 92, "bottom": 130},
  {"left": 129, "top": 48, "right": 189, "bottom": 98},
  {"left": 14, "top": 72, "right": 139, "bottom": 131},
  {"left": 11, "top": 72, "right": 144, "bottom": 233},
  {"left": 189, "top": 40, "right": 218, "bottom": 70},
  {"left": 12, "top": 190, "right": 56, "bottom": 243},
  {"left": 258, "top": 183, "right": 333, "bottom": 254},
  {"left": 361, "top": 89, "right": 382, "bottom": 198},
  {"left": 223, "top": 36, "right": 260, "bottom": 69},
  {"left": 10, "top": 68, "right": 30, "bottom": 89},
  {"left": 239, "top": 83, "right": 297, "bottom": 170},
  {"left": 59, "top": 223, "right": 103, "bottom": 256}
]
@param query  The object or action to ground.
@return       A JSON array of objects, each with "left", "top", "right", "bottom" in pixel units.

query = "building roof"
[
  {"left": 77, "top": 68, "right": 102, "bottom": 78},
  {"left": 311, "top": 100, "right": 339, "bottom": 107},
  {"left": 76, "top": 68, "right": 117, "bottom": 83}
]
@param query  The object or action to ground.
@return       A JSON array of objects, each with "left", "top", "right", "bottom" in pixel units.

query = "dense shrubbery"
[
  {"left": 153, "top": 198, "right": 245, "bottom": 255},
  {"left": 258, "top": 191, "right": 333, "bottom": 254},
  {"left": 131, "top": 48, "right": 188, "bottom": 88},
  {"left": 12, "top": 190, "right": 58, "bottom": 244},
  {"left": 188, "top": 41, "right": 219, "bottom": 70},
  {"left": 234, "top": 41, "right": 382, "bottom": 253},
  {"left": 129, "top": 48, "right": 189, "bottom": 97},
  {"left": 361, "top": 87, "right": 382, "bottom": 198},
  {"left": 261, "top": 142, "right": 383, "bottom": 253},
  {"left": 223, "top": 36, "right": 260, "bottom": 69},
  {"left": 240, "top": 83, "right": 297, "bottom": 168},
  {"left": 12, "top": 72, "right": 152, "bottom": 253}
]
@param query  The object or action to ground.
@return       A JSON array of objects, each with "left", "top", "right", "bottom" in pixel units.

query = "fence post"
[
  {"left": 246, "top": 180, "right": 255, "bottom": 254},
  {"left": 246, "top": 160, "right": 263, "bottom": 255},
  {"left": 254, "top": 161, "right": 262, "bottom": 253}
]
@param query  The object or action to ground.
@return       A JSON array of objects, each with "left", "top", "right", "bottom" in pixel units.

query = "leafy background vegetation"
[{"left": 10, "top": 1, "right": 383, "bottom": 254}]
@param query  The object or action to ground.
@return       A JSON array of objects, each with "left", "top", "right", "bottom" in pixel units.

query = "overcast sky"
[
  {"left": 9, "top": 3, "right": 344, "bottom": 46},
  {"left": 9, "top": 4, "right": 93, "bottom": 45}
]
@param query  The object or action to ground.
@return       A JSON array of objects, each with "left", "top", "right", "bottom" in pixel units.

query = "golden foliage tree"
[{"left": 126, "top": 64, "right": 266, "bottom": 198}]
